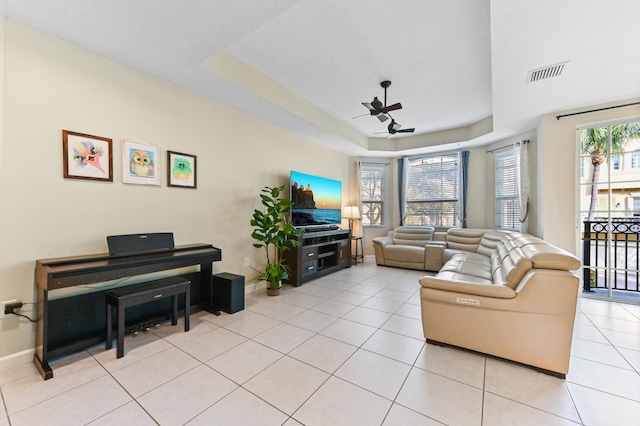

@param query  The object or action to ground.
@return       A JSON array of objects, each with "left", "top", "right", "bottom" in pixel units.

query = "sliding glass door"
[{"left": 579, "top": 119, "right": 640, "bottom": 301}]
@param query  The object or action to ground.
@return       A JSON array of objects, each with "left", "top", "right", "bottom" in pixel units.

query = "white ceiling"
[{"left": 1, "top": 0, "right": 639, "bottom": 157}]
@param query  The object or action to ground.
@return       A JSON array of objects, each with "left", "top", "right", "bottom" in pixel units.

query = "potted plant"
[{"left": 251, "top": 185, "right": 301, "bottom": 295}]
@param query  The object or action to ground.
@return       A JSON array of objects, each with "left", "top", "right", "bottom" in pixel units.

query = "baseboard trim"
[
  {"left": 0, "top": 348, "right": 35, "bottom": 372},
  {"left": 245, "top": 281, "right": 266, "bottom": 295}
]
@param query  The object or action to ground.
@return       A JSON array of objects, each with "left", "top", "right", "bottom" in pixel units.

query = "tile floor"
[{"left": 1, "top": 258, "right": 640, "bottom": 425}]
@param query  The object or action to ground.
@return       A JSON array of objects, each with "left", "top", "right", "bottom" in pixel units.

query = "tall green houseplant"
[{"left": 251, "top": 185, "right": 301, "bottom": 293}]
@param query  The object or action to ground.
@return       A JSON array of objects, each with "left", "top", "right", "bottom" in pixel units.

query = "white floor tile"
[
  {"left": 293, "top": 376, "right": 392, "bottom": 426},
  {"left": 396, "top": 367, "right": 483, "bottom": 426},
  {"left": 4, "top": 268, "right": 640, "bottom": 425},
  {"left": 178, "top": 327, "right": 247, "bottom": 362},
  {"left": 567, "top": 382, "right": 640, "bottom": 426},
  {"left": 414, "top": 343, "right": 486, "bottom": 388},
  {"left": 483, "top": 391, "right": 583, "bottom": 426},
  {"left": 319, "top": 318, "right": 377, "bottom": 346},
  {"left": 88, "top": 401, "right": 157, "bottom": 426},
  {"left": 9, "top": 375, "right": 131, "bottom": 426},
  {"left": 243, "top": 356, "right": 329, "bottom": 415},
  {"left": 186, "top": 387, "right": 289, "bottom": 425},
  {"left": 252, "top": 322, "right": 315, "bottom": 353},
  {"left": 111, "top": 347, "right": 199, "bottom": 398},
  {"left": 361, "top": 329, "right": 424, "bottom": 365},
  {"left": 206, "top": 340, "right": 283, "bottom": 384},
  {"left": 288, "top": 334, "right": 357, "bottom": 374},
  {"left": 334, "top": 349, "right": 411, "bottom": 399},
  {"left": 137, "top": 364, "right": 237, "bottom": 425},
  {"left": 485, "top": 358, "right": 581, "bottom": 422},
  {"left": 382, "top": 403, "right": 441, "bottom": 425}
]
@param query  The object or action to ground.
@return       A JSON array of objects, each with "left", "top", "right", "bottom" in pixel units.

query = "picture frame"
[
  {"left": 122, "top": 139, "right": 161, "bottom": 186},
  {"left": 167, "top": 150, "right": 197, "bottom": 189},
  {"left": 62, "top": 130, "right": 113, "bottom": 182}
]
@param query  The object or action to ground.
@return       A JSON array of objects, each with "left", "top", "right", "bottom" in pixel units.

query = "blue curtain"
[{"left": 459, "top": 151, "right": 469, "bottom": 228}]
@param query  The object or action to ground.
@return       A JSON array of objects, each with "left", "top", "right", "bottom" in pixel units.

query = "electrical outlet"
[
  {"left": 0, "top": 299, "right": 19, "bottom": 319},
  {"left": 244, "top": 257, "right": 250, "bottom": 267}
]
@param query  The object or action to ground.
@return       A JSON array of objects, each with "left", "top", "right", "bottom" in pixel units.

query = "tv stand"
[{"left": 283, "top": 228, "right": 350, "bottom": 286}]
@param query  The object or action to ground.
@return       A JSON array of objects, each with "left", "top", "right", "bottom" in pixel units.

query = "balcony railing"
[{"left": 582, "top": 217, "right": 640, "bottom": 298}]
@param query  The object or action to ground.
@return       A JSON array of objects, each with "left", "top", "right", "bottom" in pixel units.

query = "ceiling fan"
[
  {"left": 375, "top": 119, "right": 415, "bottom": 138},
  {"left": 354, "top": 80, "right": 403, "bottom": 123}
]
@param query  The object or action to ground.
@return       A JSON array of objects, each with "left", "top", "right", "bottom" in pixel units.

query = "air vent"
[{"left": 527, "top": 61, "right": 568, "bottom": 83}]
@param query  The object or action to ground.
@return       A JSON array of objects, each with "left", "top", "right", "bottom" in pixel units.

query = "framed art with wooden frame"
[
  {"left": 122, "top": 139, "right": 161, "bottom": 186},
  {"left": 62, "top": 130, "right": 113, "bottom": 182},
  {"left": 167, "top": 150, "right": 197, "bottom": 189}
]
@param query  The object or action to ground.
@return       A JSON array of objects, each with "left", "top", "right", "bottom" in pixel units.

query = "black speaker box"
[
  {"left": 211, "top": 273, "right": 245, "bottom": 314},
  {"left": 107, "top": 233, "right": 174, "bottom": 255}
]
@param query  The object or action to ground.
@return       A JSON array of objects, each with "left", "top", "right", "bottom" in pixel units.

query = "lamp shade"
[{"left": 342, "top": 205, "right": 361, "bottom": 219}]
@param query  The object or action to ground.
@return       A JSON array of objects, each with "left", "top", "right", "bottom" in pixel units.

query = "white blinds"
[
  {"left": 495, "top": 151, "right": 519, "bottom": 230},
  {"left": 405, "top": 154, "right": 459, "bottom": 226}
]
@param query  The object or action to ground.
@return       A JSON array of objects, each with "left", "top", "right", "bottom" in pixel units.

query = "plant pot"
[
  {"left": 266, "top": 287, "right": 281, "bottom": 296},
  {"left": 266, "top": 280, "right": 281, "bottom": 296}
]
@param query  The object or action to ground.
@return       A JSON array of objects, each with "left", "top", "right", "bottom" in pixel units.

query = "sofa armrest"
[
  {"left": 425, "top": 241, "right": 446, "bottom": 271},
  {"left": 372, "top": 236, "right": 393, "bottom": 266}
]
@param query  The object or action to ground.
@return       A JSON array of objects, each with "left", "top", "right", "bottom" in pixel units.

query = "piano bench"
[{"left": 105, "top": 276, "right": 191, "bottom": 358}]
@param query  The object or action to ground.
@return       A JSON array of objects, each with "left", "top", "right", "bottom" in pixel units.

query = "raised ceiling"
[{"left": 1, "top": 0, "right": 639, "bottom": 156}]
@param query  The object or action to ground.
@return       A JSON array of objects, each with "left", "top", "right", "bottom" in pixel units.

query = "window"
[
  {"left": 611, "top": 154, "right": 622, "bottom": 171},
  {"left": 360, "top": 163, "right": 384, "bottom": 226},
  {"left": 632, "top": 152, "right": 640, "bottom": 169},
  {"left": 405, "top": 154, "right": 459, "bottom": 227},
  {"left": 495, "top": 151, "right": 519, "bottom": 230}
]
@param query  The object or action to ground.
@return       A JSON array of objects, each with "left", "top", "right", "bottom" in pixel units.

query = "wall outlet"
[
  {"left": 0, "top": 299, "right": 19, "bottom": 319},
  {"left": 244, "top": 258, "right": 250, "bottom": 267}
]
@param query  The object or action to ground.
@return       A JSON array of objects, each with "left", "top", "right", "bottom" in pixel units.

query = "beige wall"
[{"left": 0, "top": 20, "right": 351, "bottom": 358}]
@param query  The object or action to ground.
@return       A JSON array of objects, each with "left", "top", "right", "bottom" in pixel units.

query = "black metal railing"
[{"left": 582, "top": 217, "right": 640, "bottom": 294}]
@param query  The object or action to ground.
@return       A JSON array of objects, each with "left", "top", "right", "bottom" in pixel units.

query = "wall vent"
[{"left": 527, "top": 61, "right": 568, "bottom": 83}]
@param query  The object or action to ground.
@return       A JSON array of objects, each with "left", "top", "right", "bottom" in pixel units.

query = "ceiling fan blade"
[
  {"left": 362, "top": 102, "right": 376, "bottom": 112},
  {"left": 398, "top": 128, "right": 415, "bottom": 133},
  {"left": 381, "top": 102, "right": 402, "bottom": 113}
]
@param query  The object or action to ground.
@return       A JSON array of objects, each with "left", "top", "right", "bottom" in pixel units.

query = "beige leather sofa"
[
  {"left": 419, "top": 229, "right": 581, "bottom": 377},
  {"left": 372, "top": 226, "right": 435, "bottom": 270}
]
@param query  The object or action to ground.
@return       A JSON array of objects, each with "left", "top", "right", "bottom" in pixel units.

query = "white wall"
[{"left": 0, "top": 20, "right": 351, "bottom": 358}]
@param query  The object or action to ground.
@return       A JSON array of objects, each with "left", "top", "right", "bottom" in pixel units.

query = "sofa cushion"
[
  {"left": 420, "top": 274, "right": 517, "bottom": 299},
  {"left": 441, "top": 253, "right": 493, "bottom": 281},
  {"left": 391, "top": 226, "right": 434, "bottom": 247},
  {"left": 445, "top": 228, "right": 489, "bottom": 252},
  {"left": 384, "top": 244, "right": 426, "bottom": 263}
]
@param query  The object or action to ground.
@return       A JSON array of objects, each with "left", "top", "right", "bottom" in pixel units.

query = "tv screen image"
[{"left": 290, "top": 171, "right": 342, "bottom": 227}]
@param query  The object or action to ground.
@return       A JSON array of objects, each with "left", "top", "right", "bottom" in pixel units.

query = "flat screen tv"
[{"left": 290, "top": 171, "right": 342, "bottom": 228}]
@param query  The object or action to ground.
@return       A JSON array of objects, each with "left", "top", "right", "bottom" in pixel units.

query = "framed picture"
[
  {"left": 62, "top": 130, "right": 113, "bottom": 182},
  {"left": 167, "top": 150, "right": 197, "bottom": 189},
  {"left": 122, "top": 139, "right": 161, "bottom": 186}
]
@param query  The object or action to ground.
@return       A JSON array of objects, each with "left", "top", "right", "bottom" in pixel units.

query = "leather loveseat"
[
  {"left": 419, "top": 229, "right": 581, "bottom": 377},
  {"left": 372, "top": 226, "right": 435, "bottom": 270}
]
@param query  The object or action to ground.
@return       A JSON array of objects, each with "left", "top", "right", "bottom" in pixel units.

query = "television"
[{"left": 290, "top": 170, "right": 342, "bottom": 228}]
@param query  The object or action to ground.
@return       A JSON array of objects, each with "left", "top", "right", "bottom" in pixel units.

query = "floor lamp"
[{"left": 342, "top": 205, "right": 361, "bottom": 236}]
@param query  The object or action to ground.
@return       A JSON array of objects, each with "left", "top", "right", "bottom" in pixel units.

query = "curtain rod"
[
  {"left": 486, "top": 139, "right": 529, "bottom": 154},
  {"left": 360, "top": 161, "right": 390, "bottom": 166},
  {"left": 556, "top": 101, "right": 640, "bottom": 120}
]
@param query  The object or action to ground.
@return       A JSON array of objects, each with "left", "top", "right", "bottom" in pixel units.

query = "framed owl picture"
[
  {"left": 122, "top": 139, "right": 161, "bottom": 186},
  {"left": 167, "top": 150, "right": 197, "bottom": 189},
  {"left": 62, "top": 130, "right": 113, "bottom": 182}
]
